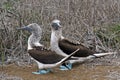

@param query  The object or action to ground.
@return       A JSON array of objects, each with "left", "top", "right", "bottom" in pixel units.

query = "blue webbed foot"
[
  {"left": 60, "top": 63, "right": 72, "bottom": 70},
  {"left": 32, "top": 69, "right": 52, "bottom": 74}
]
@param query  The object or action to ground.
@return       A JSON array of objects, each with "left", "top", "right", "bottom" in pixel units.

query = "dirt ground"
[{"left": 0, "top": 55, "right": 120, "bottom": 80}]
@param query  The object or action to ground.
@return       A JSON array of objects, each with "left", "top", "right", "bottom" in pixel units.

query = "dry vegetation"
[{"left": 0, "top": 0, "right": 120, "bottom": 65}]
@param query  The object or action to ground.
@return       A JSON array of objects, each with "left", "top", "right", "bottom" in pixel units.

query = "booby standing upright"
[
  {"left": 18, "top": 23, "right": 79, "bottom": 74},
  {"left": 50, "top": 19, "right": 116, "bottom": 70}
]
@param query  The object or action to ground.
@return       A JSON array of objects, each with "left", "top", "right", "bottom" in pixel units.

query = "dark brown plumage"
[
  {"left": 58, "top": 39, "right": 96, "bottom": 57},
  {"left": 28, "top": 46, "right": 64, "bottom": 64},
  {"left": 28, "top": 46, "right": 78, "bottom": 64}
]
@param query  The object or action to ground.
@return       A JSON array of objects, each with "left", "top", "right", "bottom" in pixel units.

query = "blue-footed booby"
[
  {"left": 18, "top": 23, "right": 79, "bottom": 74},
  {"left": 50, "top": 19, "right": 117, "bottom": 70}
]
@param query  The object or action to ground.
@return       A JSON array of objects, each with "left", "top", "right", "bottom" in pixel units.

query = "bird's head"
[
  {"left": 18, "top": 23, "right": 42, "bottom": 34},
  {"left": 17, "top": 23, "right": 43, "bottom": 49},
  {"left": 51, "top": 19, "right": 62, "bottom": 31}
]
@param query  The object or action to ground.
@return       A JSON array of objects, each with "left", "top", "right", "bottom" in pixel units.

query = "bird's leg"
[{"left": 60, "top": 62, "right": 72, "bottom": 70}]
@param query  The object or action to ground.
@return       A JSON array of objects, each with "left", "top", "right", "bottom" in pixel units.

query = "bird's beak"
[
  {"left": 17, "top": 26, "right": 32, "bottom": 32},
  {"left": 58, "top": 24, "right": 62, "bottom": 28}
]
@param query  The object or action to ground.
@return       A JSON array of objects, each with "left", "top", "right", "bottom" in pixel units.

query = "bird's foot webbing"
[{"left": 32, "top": 68, "right": 52, "bottom": 74}]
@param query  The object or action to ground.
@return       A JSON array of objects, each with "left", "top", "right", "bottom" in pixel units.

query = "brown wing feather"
[
  {"left": 59, "top": 39, "right": 95, "bottom": 57},
  {"left": 28, "top": 46, "right": 64, "bottom": 64}
]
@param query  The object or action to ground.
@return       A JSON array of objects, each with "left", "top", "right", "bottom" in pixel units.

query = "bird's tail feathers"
[
  {"left": 93, "top": 52, "right": 117, "bottom": 58},
  {"left": 69, "top": 51, "right": 117, "bottom": 63},
  {"left": 43, "top": 49, "right": 79, "bottom": 69},
  {"left": 56, "top": 49, "right": 80, "bottom": 65}
]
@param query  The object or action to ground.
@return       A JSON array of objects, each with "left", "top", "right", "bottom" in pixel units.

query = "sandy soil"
[
  {"left": 0, "top": 61, "right": 120, "bottom": 80},
  {"left": 0, "top": 54, "right": 120, "bottom": 80}
]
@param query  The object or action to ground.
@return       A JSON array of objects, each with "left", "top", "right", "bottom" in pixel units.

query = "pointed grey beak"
[
  {"left": 58, "top": 24, "right": 62, "bottom": 28},
  {"left": 17, "top": 26, "right": 32, "bottom": 32}
]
